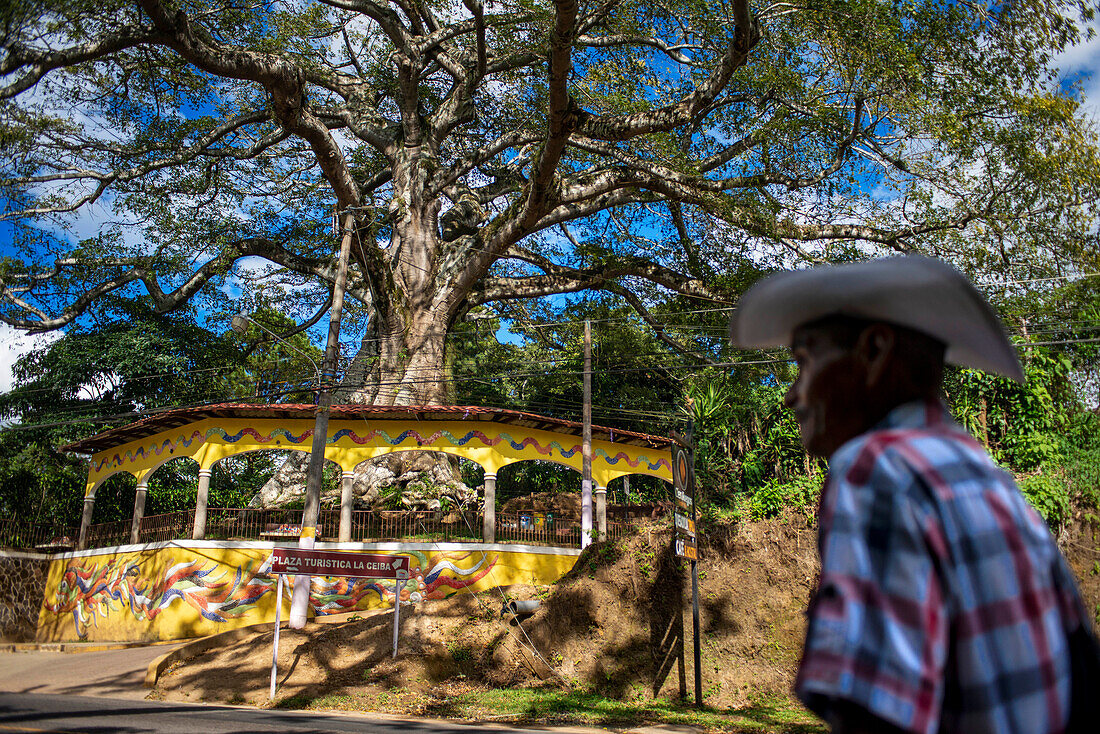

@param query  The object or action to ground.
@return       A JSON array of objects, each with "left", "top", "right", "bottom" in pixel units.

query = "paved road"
[
  {"left": 0, "top": 650, "right": 618, "bottom": 733},
  {"left": 0, "top": 646, "right": 178, "bottom": 700},
  {"left": 0, "top": 692, "right": 598, "bottom": 733}
]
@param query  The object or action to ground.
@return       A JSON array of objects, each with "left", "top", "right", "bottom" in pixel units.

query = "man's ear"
[{"left": 856, "top": 323, "right": 895, "bottom": 388}]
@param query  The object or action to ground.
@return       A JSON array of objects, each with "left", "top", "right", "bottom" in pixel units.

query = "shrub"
[
  {"left": 748, "top": 474, "right": 823, "bottom": 520},
  {"left": 1017, "top": 471, "right": 1071, "bottom": 529}
]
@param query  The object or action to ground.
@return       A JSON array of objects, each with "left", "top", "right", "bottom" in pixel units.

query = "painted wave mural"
[
  {"left": 45, "top": 550, "right": 499, "bottom": 640},
  {"left": 92, "top": 425, "right": 670, "bottom": 474}
]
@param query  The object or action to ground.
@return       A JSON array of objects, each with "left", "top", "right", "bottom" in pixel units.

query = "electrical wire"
[
  {"left": 6, "top": 292, "right": 1100, "bottom": 431},
  {"left": 8, "top": 323, "right": 1100, "bottom": 431}
]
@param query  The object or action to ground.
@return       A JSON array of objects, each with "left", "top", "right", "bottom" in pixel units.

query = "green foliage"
[
  {"left": 89, "top": 472, "right": 137, "bottom": 524},
  {"left": 1060, "top": 412, "right": 1100, "bottom": 510},
  {"left": 947, "top": 348, "right": 1075, "bottom": 471},
  {"left": 0, "top": 304, "right": 292, "bottom": 526},
  {"left": 1017, "top": 472, "right": 1072, "bottom": 529},
  {"left": 749, "top": 474, "right": 825, "bottom": 521},
  {"left": 0, "top": 429, "right": 85, "bottom": 526},
  {"left": 686, "top": 365, "right": 823, "bottom": 511},
  {"left": 447, "top": 640, "right": 474, "bottom": 662},
  {"left": 226, "top": 306, "right": 324, "bottom": 404},
  {"left": 1, "top": 302, "right": 243, "bottom": 425},
  {"left": 210, "top": 452, "right": 283, "bottom": 508},
  {"left": 944, "top": 340, "right": 1098, "bottom": 527}
]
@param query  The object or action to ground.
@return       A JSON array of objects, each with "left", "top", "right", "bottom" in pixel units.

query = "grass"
[{"left": 275, "top": 686, "right": 826, "bottom": 733}]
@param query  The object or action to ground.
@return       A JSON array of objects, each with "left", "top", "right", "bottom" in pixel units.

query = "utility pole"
[
  {"left": 581, "top": 319, "right": 593, "bottom": 549},
  {"left": 289, "top": 212, "right": 355, "bottom": 629},
  {"left": 688, "top": 419, "right": 702, "bottom": 707}
]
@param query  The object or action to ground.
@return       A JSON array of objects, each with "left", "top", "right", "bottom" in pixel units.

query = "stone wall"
[{"left": 0, "top": 551, "right": 48, "bottom": 642}]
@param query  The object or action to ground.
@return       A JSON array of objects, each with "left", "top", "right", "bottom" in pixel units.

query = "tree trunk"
[
  {"left": 359, "top": 313, "right": 453, "bottom": 406},
  {"left": 249, "top": 307, "right": 470, "bottom": 508},
  {"left": 252, "top": 182, "right": 477, "bottom": 509},
  {"left": 248, "top": 319, "right": 470, "bottom": 508}
]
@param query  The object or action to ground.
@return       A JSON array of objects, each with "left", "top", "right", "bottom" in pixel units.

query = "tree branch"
[
  {"left": 574, "top": 0, "right": 760, "bottom": 141},
  {"left": 519, "top": 0, "right": 581, "bottom": 228},
  {"left": 1, "top": 111, "right": 283, "bottom": 220},
  {"left": 470, "top": 239, "right": 722, "bottom": 307},
  {"left": 460, "top": 0, "right": 487, "bottom": 79},
  {"left": 0, "top": 26, "right": 161, "bottom": 100},
  {"left": 604, "top": 282, "right": 716, "bottom": 364},
  {"left": 0, "top": 235, "right": 373, "bottom": 333},
  {"left": 576, "top": 33, "right": 703, "bottom": 66}
]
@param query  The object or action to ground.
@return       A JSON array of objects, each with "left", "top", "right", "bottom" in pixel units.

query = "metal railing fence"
[
  {"left": 0, "top": 519, "right": 77, "bottom": 551},
  {"left": 137, "top": 509, "right": 196, "bottom": 544},
  {"left": 493, "top": 512, "right": 633, "bottom": 547},
  {"left": 1, "top": 506, "right": 641, "bottom": 551},
  {"left": 83, "top": 520, "right": 130, "bottom": 549},
  {"left": 324, "top": 508, "right": 482, "bottom": 543}
]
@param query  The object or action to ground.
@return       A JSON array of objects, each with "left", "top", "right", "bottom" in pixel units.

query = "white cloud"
[
  {"left": 1079, "top": 73, "right": 1100, "bottom": 125},
  {"left": 0, "top": 324, "right": 60, "bottom": 393},
  {"left": 1055, "top": 16, "right": 1100, "bottom": 74},
  {"left": 1056, "top": 16, "right": 1100, "bottom": 123}
]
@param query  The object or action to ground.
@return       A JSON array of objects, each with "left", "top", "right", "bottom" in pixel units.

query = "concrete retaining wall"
[{"left": 35, "top": 540, "right": 581, "bottom": 643}]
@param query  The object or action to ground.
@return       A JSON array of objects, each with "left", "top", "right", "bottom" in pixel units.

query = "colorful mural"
[
  {"left": 92, "top": 424, "right": 670, "bottom": 476},
  {"left": 37, "top": 543, "right": 575, "bottom": 643},
  {"left": 46, "top": 558, "right": 275, "bottom": 640},
  {"left": 304, "top": 550, "right": 499, "bottom": 615}
]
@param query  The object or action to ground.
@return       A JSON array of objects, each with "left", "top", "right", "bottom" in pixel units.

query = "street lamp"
[{"left": 230, "top": 313, "right": 322, "bottom": 400}]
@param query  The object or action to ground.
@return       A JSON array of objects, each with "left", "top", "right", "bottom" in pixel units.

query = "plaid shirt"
[{"left": 796, "top": 399, "right": 1088, "bottom": 734}]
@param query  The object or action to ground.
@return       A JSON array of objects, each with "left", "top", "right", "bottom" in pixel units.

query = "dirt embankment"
[
  {"left": 490, "top": 517, "right": 820, "bottom": 706},
  {"left": 152, "top": 515, "right": 1100, "bottom": 711},
  {"left": 1062, "top": 519, "right": 1100, "bottom": 622}
]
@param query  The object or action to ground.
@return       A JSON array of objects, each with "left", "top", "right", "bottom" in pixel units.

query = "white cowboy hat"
[{"left": 730, "top": 256, "right": 1024, "bottom": 382}]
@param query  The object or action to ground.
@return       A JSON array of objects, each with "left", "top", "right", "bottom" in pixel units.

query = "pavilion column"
[
  {"left": 581, "top": 478, "right": 593, "bottom": 549},
  {"left": 482, "top": 474, "right": 496, "bottom": 544},
  {"left": 596, "top": 485, "right": 607, "bottom": 541},
  {"left": 192, "top": 469, "right": 212, "bottom": 540},
  {"left": 130, "top": 482, "right": 148, "bottom": 545},
  {"left": 339, "top": 471, "right": 355, "bottom": 542},
  {"left": 77, "top": 495, "right": 95, "bottom": 550}
]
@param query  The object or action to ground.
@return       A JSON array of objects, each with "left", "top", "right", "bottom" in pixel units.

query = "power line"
[
  {"left": 8, "top": 326, "right": 1100, "bottom": 425},
  {"left": 9, "top": 318, "right": 1100, "bottom": 408}
]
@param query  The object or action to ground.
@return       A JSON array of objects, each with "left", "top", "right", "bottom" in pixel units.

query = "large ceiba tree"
[{"left": 1, "top": 1, "right": 1098, "bottom": 411}]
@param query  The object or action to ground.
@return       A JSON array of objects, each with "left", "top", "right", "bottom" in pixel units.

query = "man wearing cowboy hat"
[{"left": 731, "top": 256, "right": 1098, "bottom": 734}]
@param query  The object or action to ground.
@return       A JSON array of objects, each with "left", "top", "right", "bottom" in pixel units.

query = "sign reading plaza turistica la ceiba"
[{"left": 269, "top": 548, "right": 410, "bottom": 579}]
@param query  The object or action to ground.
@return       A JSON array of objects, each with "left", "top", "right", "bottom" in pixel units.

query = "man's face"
[{"left": 785, "top": 325, "right": 871, "bottom": 458}]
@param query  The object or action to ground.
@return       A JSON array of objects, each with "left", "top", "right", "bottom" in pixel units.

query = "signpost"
[
  {"left": 267, "top": 549, "right": 410, "bottom": 699},
  {"left": 672, "top": 421, "right": 702, "bottom": 706}
]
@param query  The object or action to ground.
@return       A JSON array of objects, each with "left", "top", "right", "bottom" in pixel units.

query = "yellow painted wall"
[
  {"left": 36, "top": 542, "right": 580, "bottom": 643},
  {"left": 84, "top": 417, "right": 672, "bottom": 495}
]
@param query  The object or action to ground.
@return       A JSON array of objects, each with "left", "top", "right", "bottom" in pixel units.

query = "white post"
[
  {"left": 482, "top": 474, "right": 496, "bottom": 543},
  {"left": 130, "top": 483, "right": 148, "bottom": 545},
  {"left": 78, "top": 495, "right": 95, "bottom": 550},
  {"left": 596, "top": 485, "right": 607, "bottom": 541},
  {"left": 392, "top": 577, "right": 402, "bottom": 658},
  {"left": 581, "top": 320, "right": 593, "bottom": 549},
  {"left": 290, "top": 215, "right": 355, "bottom": 629},
  {"left": 270, "top": 575, "right": 283, "bottom": 700},
  {"left": 193, "top": 469, "right": 212, "bottom": 540},
  {"left": 339, "top": 471, "right": 355, "bottom": 542}
]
